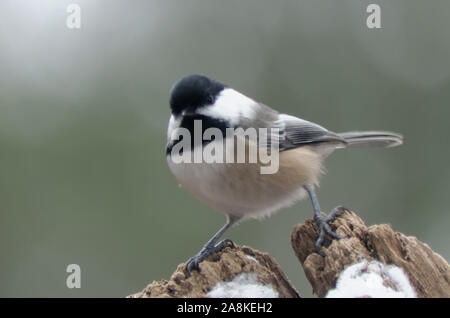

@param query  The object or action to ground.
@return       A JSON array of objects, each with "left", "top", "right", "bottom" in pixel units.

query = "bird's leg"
[
  {"left": 186, "top": 215, "right": 240, "bottom": 272},
  {"left": 304, "top": 184, "right": 348, "bottom": 254}
]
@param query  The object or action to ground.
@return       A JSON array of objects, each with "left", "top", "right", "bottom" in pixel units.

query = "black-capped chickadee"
[{"left": 166, "top": 74, "right": 403, "bottom": 272}]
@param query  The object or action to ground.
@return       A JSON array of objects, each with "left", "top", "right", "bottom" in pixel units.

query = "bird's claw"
[
  {"left": 186, "top": 239, "right": 234, "bottom": 273},
  {"left": 314, "top": 206, "right": 348, "bottom": 254}
]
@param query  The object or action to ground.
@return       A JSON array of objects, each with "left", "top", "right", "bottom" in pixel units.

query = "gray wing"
[
  {"left": 275, "top": 114, "right": 347, "bottom": 151},
  {"left": 240, "top": 103, "right": 346, "bottom": 151}
]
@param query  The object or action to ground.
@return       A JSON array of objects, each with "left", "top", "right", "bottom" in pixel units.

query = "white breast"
[{"left": 167, "top": 142, "right": 323, "bottom": 220}]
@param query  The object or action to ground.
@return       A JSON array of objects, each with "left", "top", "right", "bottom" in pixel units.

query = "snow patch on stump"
[
  {"left": 207, "top": 273, "right": 279, "bottom": 298},
  {"left": 326, "top": 260, "right": 416, "bottom": 298}
]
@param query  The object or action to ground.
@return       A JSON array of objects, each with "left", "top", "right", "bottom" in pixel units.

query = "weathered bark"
[
  {"left": 291, "top": 210, "right": 450, "bottom": 298},
  {"left": 129, "top": 243, "right": 299, "bottom": 298}
]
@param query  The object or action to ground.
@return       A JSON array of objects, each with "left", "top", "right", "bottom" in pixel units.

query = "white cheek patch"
[
  {"left": 167, "top": 115, "right": 181, "bottom": 142},
  {"left": 199, "top": 88, "right": 257, "bottom": 125}
]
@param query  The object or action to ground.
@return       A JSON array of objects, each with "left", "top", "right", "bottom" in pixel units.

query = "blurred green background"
[{"left": 1, "top": 0, "right": 449, "bottom": 297}]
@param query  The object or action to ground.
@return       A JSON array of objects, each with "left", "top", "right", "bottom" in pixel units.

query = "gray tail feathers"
[{"left": 338, "top": 131, "right": 403, "bottom": 148}]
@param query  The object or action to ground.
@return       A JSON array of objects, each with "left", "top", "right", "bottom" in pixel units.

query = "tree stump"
[
  {"left": 129, "top": 210, "right": 449, "bottom": 298},
  {"left": 291, "top": 210, "right": 450, "bottom": 298},
  {"left": 129, "top": 243, "right": 299, "bottom": 298}
]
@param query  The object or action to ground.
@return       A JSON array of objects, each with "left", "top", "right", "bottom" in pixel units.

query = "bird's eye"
[{"left": 206, "top": 95, "right": 214, "bottom": 104}]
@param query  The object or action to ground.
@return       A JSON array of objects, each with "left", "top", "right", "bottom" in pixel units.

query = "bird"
[{"left": 165, "top": 74, "right": 403, "bottom": 272}]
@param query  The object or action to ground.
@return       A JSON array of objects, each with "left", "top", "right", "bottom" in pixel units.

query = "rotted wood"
[
  {"left": 129, "top": 243, "right": 300, "bottom": 298},
  {"left": 291, "top": 210, "right": 450, "bottom": 298}
]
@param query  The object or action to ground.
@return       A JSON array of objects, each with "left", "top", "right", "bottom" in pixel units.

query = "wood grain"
[{"left": 291, "top": 210, "right": 450, "bottom": 297}]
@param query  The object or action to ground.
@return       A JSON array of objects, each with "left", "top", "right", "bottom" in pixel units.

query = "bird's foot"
[
  {"left": 186, "top": 239, "right": 234, "bottom": 273},
  {"left": 314, "top": 206, "right": 348, "bottom": 255}
]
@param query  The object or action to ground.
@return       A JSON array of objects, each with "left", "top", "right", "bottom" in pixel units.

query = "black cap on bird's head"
[{"left": 170, "top": 74, "right": 226, "bottom": 116}]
